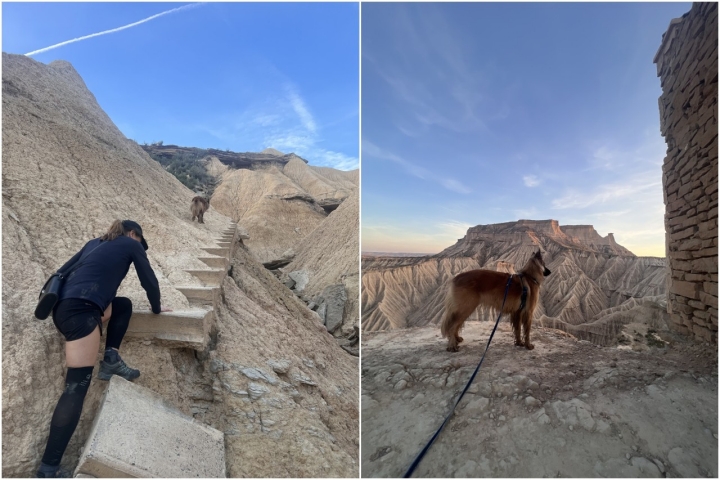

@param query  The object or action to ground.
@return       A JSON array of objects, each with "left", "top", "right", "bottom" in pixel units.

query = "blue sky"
[
  {"left": 3, "top": 2, "right": 359, "bottom": 170},
  {"left": 362, "top": 2, "right": 691, "bottom": 257}
]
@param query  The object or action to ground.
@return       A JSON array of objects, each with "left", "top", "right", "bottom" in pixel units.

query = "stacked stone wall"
[{"left": 655, "top": 2, "right": 718, "bottom": 342}]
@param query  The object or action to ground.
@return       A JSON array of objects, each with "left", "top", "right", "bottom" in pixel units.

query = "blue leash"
[{"left": 403, "top": 275, "right": 514, "bottom": 478}]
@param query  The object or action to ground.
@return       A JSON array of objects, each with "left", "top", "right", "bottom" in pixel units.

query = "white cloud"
[
  {"left": 25, "top": 4, "right": 203, "bottom": 56},
  {"left": 263, "top": 132, "right": 314, "bottom": 152},
  {"left": 196, "top": 82, "right": 357, "bottom": 170},
  {"left": 286, "top": 87, "right": 317, "bottom": 134},
  {"left": 363, "top": 140, "right": 471, "bottom": 194},
  {"left": 312, "top": 150, "right": 358, "bottom": 170},
  {"left": 523, "top": 175, "right": 540, "bottom": 187},
  {"left": 363, "top": 5, "right": 520, "bottom": 138},
  {"left": 551, "top": 176, "right": 660, "bottom": 210}
]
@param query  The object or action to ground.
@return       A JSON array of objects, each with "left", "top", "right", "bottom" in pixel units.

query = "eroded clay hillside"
[
  {"left": 281, "top": 193, "right": 360, "bottom": 346},
  {"left": 2, "top": 53, "right": 358, "bottom": 477},
  {"left": 208, "top": 150, "right": 360, "bottom": 347},
  {"left": 210, "top": 156, "right": 358, "bottom": 265},
  {"left": 362, "top": 220, "right": 666, "bottom": 345}
]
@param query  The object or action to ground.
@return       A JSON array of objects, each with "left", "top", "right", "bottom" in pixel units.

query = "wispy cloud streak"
[
  {"left": 25, "top": 3, "right": 202, "bottom": 56},
  {"left": 363, "top": 140, "right": 471, "bottom": 194},
  {"left": 286, "top": 87, "right": 317, "bottom": 134},
  {"left": 551, "top": 177, "right": 660, "bottom": 210},
  {"left": 198, "top": 81, "right": 357, "bottom": 170}
]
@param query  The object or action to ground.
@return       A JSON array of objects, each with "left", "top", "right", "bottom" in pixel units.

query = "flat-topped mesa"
[
  {"left": 460, "top": 219, "right": 570, "bottom": 247},
  {"left": 445, "top": 219, "right": 636, "bottom": 257},
  {"left": 466, "top": 219, "right": 569, "bottom": 240}
]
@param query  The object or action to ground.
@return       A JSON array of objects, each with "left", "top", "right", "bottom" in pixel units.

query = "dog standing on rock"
[{"left": 441, "top": 250, "right": 551, "bottom": 352}]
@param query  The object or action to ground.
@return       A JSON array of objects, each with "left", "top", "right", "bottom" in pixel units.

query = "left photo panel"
[{"left": 2, "top": 2, "right": 359, "bottom": 477}]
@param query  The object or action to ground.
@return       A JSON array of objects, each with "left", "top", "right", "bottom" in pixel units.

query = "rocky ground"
[
  {"left": 361, "top": 321, "right": 718, "bottom": 478},
  {"left": 201, "top": 242, "right": 359, "bottom": 477}
]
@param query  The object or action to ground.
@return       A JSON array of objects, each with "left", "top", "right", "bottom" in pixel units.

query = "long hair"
[{"left": 100, "top": 219, "right": 126, "bottom": 241}]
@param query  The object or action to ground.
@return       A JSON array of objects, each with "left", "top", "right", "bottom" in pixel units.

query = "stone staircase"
[
  {"left": 123, "top": 223, "right": 240, "bottom": 351},
  {"left": 74, "top": 222, "right": 243, "bottom": 478}
]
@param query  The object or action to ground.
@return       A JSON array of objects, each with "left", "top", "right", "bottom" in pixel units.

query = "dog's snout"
[{"left": 543, "top": 267, "right": 551, "bottom": 276}]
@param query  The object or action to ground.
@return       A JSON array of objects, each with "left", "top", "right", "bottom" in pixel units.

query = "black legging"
[
  {"left": 40, "top": 297, "right": 133, "bottom": 471},
  {"left": 105, "top": 297, "right": 132, "bottom": 351},
  {"left": 40, "top": 366, "right": 93, "bottom": 468}
]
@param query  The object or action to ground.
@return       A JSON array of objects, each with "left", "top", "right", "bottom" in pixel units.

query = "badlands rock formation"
[
  {"left": 210, "top": 161, "right": 329, "bottom": 263},
  {"left": 282, "top": 193, "right": 360, "bottom": 345},
  {"left": 362, "top": 220, "right": 666, "bottom": 346},
  {"left": 362, "top": 322, "right": 717, "bottom": 477},
  {"left": 209, "top": 155, "right": 357, "bottom": 264},
  {"left": 208, "top": 151, "right": 359, "bottom": 345},
  {"left": 2, "top": 53, "right": 357, "bottom": 477},
  {"left": 204, "top": 242, "right": 359, "bottom": 477}
]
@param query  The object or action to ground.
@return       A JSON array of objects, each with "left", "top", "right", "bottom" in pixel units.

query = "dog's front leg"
[
  {"left": 523, "top": 317, "right": 534, "bottom": 350},
  {"left": 512, "top": 312, "right": 524, "bottom": 347}
]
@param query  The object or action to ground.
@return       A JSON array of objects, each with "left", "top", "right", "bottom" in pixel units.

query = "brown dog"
[
  {"left": 191, "top": 196, "right": 209, "bottom": 224},
  {"left": 440, "top": 250, "right": 551, "bottom": 352}
]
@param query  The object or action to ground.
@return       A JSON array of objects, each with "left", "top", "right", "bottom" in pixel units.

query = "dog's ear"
[{"left": 535, "top": 250, "right": 542, "bottom": 259}]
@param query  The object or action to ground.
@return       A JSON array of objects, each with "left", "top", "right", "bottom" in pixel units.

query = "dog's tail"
[{"left": 440, "top": 283, "right": 456, "bottom": 338}]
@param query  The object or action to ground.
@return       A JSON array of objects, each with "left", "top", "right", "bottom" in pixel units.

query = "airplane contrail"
[{"left": 25, "top": 3, "right": 203, "bottom": 57}]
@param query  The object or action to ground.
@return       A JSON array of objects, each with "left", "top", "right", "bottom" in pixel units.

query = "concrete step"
[
  {"left": 202, "top": 247, "right": 229, "bottom": 257},
  {"left": 198, "top": 256, "right": 228, "bottom": 269},
  {"left": 185, "top": 269, "right": 225, "bottom": 286},
  {"left": 216, "top": 241, "right": 232, "bottom": 248},
  {"left": 125, "top": 309, "right": 211, "bottom": 350},
  {"left": 176, "top": 285, "right": 219, "bottom": 304},
  {"left": 152, "top": 331, "right": 207, "bottom": 349},
  {"left": 75, "top": 376, "right": 226, "bottom": 478}
]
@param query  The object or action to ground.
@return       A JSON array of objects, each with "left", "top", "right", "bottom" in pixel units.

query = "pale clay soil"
[{"left": 361, "top": 321, "right": 718, "bottom": 478}]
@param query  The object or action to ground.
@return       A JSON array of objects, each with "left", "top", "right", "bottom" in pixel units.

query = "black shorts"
[{"left": 52, "top": 299, "right": 103, "bottom": 341}]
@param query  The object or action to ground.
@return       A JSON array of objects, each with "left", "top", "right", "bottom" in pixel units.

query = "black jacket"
[{"left": 57, "top": 236, "right": 161, "bottom": 314}]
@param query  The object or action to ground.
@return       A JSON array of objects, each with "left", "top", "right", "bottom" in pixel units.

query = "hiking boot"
[
  {"left": 36, "top": 469, "right": 70, "bottom": 478},
  {"left": 36, "top": 463, "right": 70, "bottom": 478},
  {"left": 98, "top": 358, "right": 140, "bottom": 381}
]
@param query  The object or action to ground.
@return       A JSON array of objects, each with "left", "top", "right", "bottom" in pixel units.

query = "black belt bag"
[
  {"left": 34, "top": 273, "right": 65, "bottom": 320},
  {"left": 34, "top": 240, "right": 106, "bottom": 320}
]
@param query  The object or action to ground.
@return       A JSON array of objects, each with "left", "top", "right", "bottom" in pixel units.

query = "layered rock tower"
[{"left": 655, "top": 2, "right": 718, "bottom": 342}]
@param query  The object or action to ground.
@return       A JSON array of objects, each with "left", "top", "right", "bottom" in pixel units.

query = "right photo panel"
[{"left": 361, "top": 2, "right": 718, "bottom": 478}]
